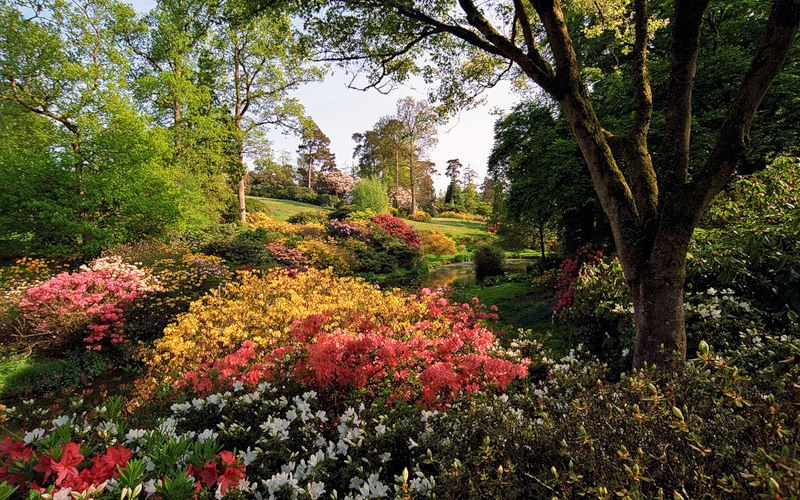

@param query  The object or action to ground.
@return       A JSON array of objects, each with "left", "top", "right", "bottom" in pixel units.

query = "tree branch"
[
  {"left": 688, "top": 0, "right": 800, "bottom": 215},
  {"left": 659, "top": 0, "right": 710, "bottom": 193}
]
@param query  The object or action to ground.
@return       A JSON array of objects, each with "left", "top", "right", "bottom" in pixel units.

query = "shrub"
[
  {"left": 107, "top": 241, "right": 231, "bottom": 342},
  {"left": 387, "top": 186, "right": 412, "bottom": 211},
  {"left": 251, "top": 185, "right": 318, "bottom": 204},
  {"left": 17, "top": 257, "right": 157, "bottom": 351},
  {"left": 473, "top": 245, "right": 504, "bottom": 281},
  {"left": 438, "top": 211, "right": 487, "bottom": 221},
  {"left": 372, "top": 214, "right": 422, "bottom": 249},
  {"left": 295, "top": 238, "right": 354, "bottom": 273},
  {"left": 314, "top": 170, "right": 358, "bottom": 198},
  {"left": 0, "top": 402, "right": 248, "bottom": 497},
  {"left": 286, "top": 210, "right": 330, "bottom": 225},
  {"left": 145, "top": 268, "right": 522, "bottom": 404},
  {"left": 265, "top": 242, "right": 308, "bottom": 269},
  {"left": 408, "top": 210, "right": 432, "bottom": 222},
  {"left": 315, "top": 193, "right": 341, "bottom": 208},
  {"left": 420, "top": 231, "right": 457, "bottom": 255},
  {"left": 351, "top": 178, "right": 389, "bottom": 214}
]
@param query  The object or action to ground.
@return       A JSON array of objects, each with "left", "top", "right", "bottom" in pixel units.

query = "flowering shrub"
[
  {"left": 388, "top": 186, "right": 412, "bottom": 211},
  {"left": 1, "top": 258, "right": 65, "bottom": 338},
  {"left": 407, "top": 210, "right": 432, "bottom": 223},
  {"left": 327, "top": 218, "right": 369, "bottom": 241},
  {"left": 107, "top": 241, "right": 231, "bottom": 342},
  {"left": 419, "top": 231, "right": 457, "bottom": 255},
  {"left": 265, "top": 242, "right": 308, "bottom": 269},
  {"left": 147, "top": 269, "right": 526, "bottom": 406},
  {"left": 296, "top": 238, "right": 354, "bottom": 273},
  {"left": 0, "top": 403, "right": 248, "bottom": 498},
  {"left": 315, "top": 170, "right": 358, "bottom": 198},
  {"left": 438, "top": 211, "right": 487, "bottom": 222},
  {"left": 17, "top": 257, "right": 157, "bottom": 350},
  {"left": 245, "top": 211, "right": 299, "bottom": 235},
  {"left": 552, "top": 246, "right": 604, "bottom": 314},
  {"left": 372, "top": 214, "right": 422, "bottom": 249}
]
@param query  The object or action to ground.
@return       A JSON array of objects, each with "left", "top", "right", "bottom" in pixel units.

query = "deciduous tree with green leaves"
[{"left": 297, "top": 0, "right": 800, "bottom": 370}]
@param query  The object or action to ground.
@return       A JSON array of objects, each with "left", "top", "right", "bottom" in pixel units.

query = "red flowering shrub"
[
  {"left": 0, "top": 439, "right": 131, "bottom": 493},
  {"left": 17, "top": 257, "right": 156, "bottom": 350},
  {"left": 187, "top": 450, "right": 247, "bottom": 494},
  {"left": 552, "top": 246, "right": 604, "bottom": 315},
  {"left": 181, "top": 287, "right": 528, "bottom": 407},
  {"left": 371, "top": 214, "right": 422, "bottom": 249}
]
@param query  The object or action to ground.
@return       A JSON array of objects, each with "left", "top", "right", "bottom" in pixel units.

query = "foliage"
[
  {"left": 690, "top": 156, "right": 800, "bottom": 322},
  {"left": 286, "top": 210, "right": 330, "bottom": 225},
  {"left": 419, "top": 231, "right": 457, "bottom": 256},
  {"left": 438, "top": 211, "right": 487, "bottom": 222},
  {"left": 407, "top": 211, "right": 432, "bottom": 223},
  {"left": 16, "top": 257, "right": 157, "bottom": 351},
  {"left": 314, "top": 170, "right": 358, "bottom": 199},
  {"left": 351, "top": 178, "right": 390, "bottom": 214},
  {"left": 473, "top": 245, "right": 504, "bottom": 281},
  {"left": 0, "top": 402, "right": 247, "bottom": 497},
  {"left": 388, "top": 186, "right": 412, "bottom": 211},
  {"left": 371, "top": 215, "right": 422, "bottom": 249}
]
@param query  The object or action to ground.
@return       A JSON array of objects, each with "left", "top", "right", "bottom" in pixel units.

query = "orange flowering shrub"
[
  {"left": 420, "top": 231, "right": 457, "bottom": 255},
  {"left": 146, "top": 268, "right": 528, "bottom": 406}
]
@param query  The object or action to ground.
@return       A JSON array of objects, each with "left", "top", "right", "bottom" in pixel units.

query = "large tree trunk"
[{"left": 409, "top": 154, "right": 416, "bottom": 213}]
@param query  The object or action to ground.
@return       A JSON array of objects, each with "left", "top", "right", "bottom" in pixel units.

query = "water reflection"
[{"left": 421, "top": 259, "right": 534, "bottom": 288}]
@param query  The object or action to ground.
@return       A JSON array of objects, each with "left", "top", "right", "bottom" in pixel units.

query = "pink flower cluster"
[
  {"left": 266, "top": 242, "right": 308, "bottom": 269},
  {"left": 372, "top": 214, "right": 422, "bottom": 249},
  {"left": 552, "top": 246, "right": 604, "bottom": 315},
  {"left": 18, "top": 257, "right": 152, "bottom": 349},
  {"left": 182, "top": 289, "right": 528, "bottom": 407},
  {"left": 0, "top": 439, "right": 131, "bottom": 494},
  {"left": 327, "top": 219, "right": 368, "bottom": 240}
]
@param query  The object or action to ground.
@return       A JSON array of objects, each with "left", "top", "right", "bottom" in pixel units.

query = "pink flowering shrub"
[
  {"left": 265, "top": 242, "right": 308, "bottom": 269},
  {"left": 552, "top": 246, "right": 604, "bottom": 315},
  {"left": 371, "top": 214, "right": 422, "bottom": 249},
  {"left": 17, "top": 257, "right": 156, "bottom": 350},
  {"left": 181, "top": 287, "right": 529, "bottom": 407}
]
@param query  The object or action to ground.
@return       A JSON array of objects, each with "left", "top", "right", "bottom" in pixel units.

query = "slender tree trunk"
[
  {"left": 238, "top": 175, "right": 247, "bottom": 223},
  {"left": 307, "top": 159, "right": 313, "bottom": 188},
  {"left": 409, "top": 153, "right": 416, "bottom": 213},
  {"left": 538, "top": 222, "right": 545, "bottom": 259},
  {"left": 394, "top": 150, "right": 400, "bottom": 189}
]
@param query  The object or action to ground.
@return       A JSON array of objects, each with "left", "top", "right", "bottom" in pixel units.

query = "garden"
[{"left": 1, "top": 0, "right": 799, "bottom": 498}]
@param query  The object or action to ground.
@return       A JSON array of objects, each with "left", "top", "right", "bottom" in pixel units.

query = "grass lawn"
[
  {"left": 247, "top": 197, "right": 492, "bottom": 240},
  {"left": 246, "top": 196, "right": 329, "bottom": 221},
  {"left": 404, "top": 217, "right": 491, "bottom": 239}
]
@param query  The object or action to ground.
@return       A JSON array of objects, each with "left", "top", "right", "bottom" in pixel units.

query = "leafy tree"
[
  {"left": 395, "top": 97, "right": 438, "bottom": 213},
  {"left": 214, "top": 3, "right": 321, "bottom": 221},
  {"left": 351, "top": 177, "right": 389, "bottom": 213},
  {"left": 300, "top": 0, "right": 800, "bottom": 369},
  {"left": 297, "top": 121, "right": 337, "bottom": 189},
  {"left": 352, "top": 116, "right": 406, "bottom": 187}
]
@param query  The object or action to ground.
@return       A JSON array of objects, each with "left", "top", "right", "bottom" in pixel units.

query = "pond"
[{"left": 420, "top": 258, "right": 536, "bottom": 288}]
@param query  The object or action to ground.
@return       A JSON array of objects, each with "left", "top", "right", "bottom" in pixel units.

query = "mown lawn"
[
  {"left": 246, "top": 196, "right": 330, "bottom": 220},
  {"left": 247, "top": 197, "right": 493, "bottom": 240}
]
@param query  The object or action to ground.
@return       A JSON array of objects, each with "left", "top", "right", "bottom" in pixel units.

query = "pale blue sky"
[{"left": 129, "top": 0, "right": 521, "bottom": 193}]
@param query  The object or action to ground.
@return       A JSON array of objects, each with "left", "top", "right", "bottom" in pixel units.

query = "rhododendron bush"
[
  {"left": 17, "top": 257, "right": 157, "bottom": 350},
  {"left": 147, "top": 268, "right": 528, "bottom": 405},
  {"left": 371, "top": 214, "right": 422, "bottom": 249}
]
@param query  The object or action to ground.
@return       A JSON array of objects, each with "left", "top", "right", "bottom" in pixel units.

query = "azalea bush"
[
  {"left": 16, "top": 257, "right": 157, "bottom": 351},
  {"left": 419, "top": 231, "right": 457, "bottom": 256},
  {"left": 146, "top": 268, "right": 528, "bottom": 407},
  {"left": 407, "top": 211, "right": 431, "bottom": 223},
  {"left": 0, "top": 401, "right": 248, "bottom": 498},
  {"left": 0, "top": 258, "right": 64, "bottom": 339},
  {"left": 371, "top": 214, "right": 422, "bottom": 249},
  {"left": 437, "top": 211, "right": 487, "bottom": 222}
]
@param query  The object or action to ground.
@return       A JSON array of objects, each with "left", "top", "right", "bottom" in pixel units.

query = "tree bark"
[
  {"left": 409, "top": 153, "right": 416, "bottom": 213},
  {"left": 238, "top": 175, "right": 247, "bottom": 222}
]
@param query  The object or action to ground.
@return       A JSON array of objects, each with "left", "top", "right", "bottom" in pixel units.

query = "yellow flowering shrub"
[
  {"left": 146, "top": 268, "right": 453, "bottom": 380},
  {"left": 419, "top": 231, "right": 457, "bottom": 255},
  {"left": 245, "top": 212, "right": 300, "bottom": 235},
  {"left": 295, "top": 239, "right": 354, "bottom": 273}
]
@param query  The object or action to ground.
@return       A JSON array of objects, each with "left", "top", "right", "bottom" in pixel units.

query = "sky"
[{"left": 129, "top": 0, "right": 523, "bottom": 193}]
